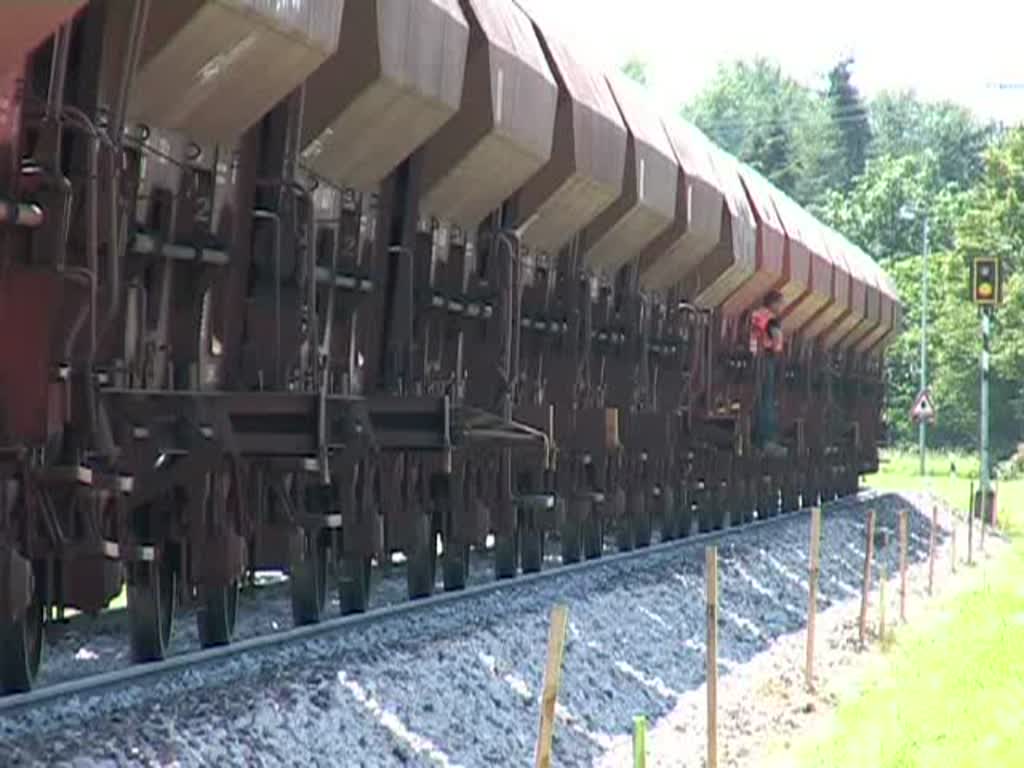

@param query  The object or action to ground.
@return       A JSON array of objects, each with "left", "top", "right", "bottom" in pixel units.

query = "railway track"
[{"left": 0, "top": 494, "right": 878, "bottom": 720}]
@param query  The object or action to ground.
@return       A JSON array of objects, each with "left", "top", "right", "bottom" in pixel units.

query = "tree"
[
  {"left": 826, "top": 57, "right": 872, "bottom": 189},
  {"left": 813, "top": 152, "right": 967, "bottom": 261},
  {"left": 870, "top": 90, "right": 994, "bottom": 190},
  {"left": 683, "top": 58, "right": 838, "bottom": 203},
  {"left": 622, "top": 57, "right": 648, "bottom": 87}
]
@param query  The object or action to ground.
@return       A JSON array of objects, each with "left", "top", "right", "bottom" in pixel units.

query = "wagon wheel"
[
  {"left": 0, "top": 571, "right": 44, "bottom": 693},
  {"left": 520, "top": 520, "right": 544, "bottom": 574},
  {"left": 339, "top": 556, "right": 372, "bottom": 614},
  {"left": 290, "top": 531, "right": 328, "bottom": 626},
  {"left": 494, "top": 524, "right": 519, "bottom": 579},
  {"left": 290, "top": 479, "right": 330, "bottom": 626},
  {"left": 128, "top": 556, "right": 177, "bottom": 662},
  {"left": 697, "top": 481, "right": 715, "bottom": 533},
  {"left": 494, "top": 470, "right": 519, "bottom": 580},
  {"left": 675, "top": 483, "right": 694, "bottom": 538},
  {"left": 613, "top": 486, "right": 632, "bottom": 552},
  {"left": 440, "top": 473, "right": 471, "bottom": 593},
  {"left": 406, "top": 511, "right": 437, "bottom": 599},
  {"left": 659, "top": 485, "right": 678, "bottom": 541},
  {"left": 442, "top": 540, "right": 470, "bottom": 591},
  {"left": 582, "top": 509, "right": 603, "bottom": 560},
  {"left": 197, "top": 580, "right": 239, "bottom": 648},
  {"left": 559, "top": 497, "right": 585, "bottom": 564}
]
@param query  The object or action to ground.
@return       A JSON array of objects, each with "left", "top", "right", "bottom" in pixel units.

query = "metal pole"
[
  {"left": 919, "top": 218, "right": 929, "bottom": 476},
  {"left": 980, "top": 307, "right": 991, "bottom": 521}
]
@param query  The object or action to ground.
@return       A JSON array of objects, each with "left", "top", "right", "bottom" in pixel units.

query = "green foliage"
[
  {"left": 683, "top": 58, "right": 839, "bottom": 204},
  {"left": 826, "top": 57, "right": 872, "bottom": 188},
  {"left": 621, "top": 57, "right": 648, "bottom": 86},
  {"left": 870, "top": 90, "right": 994, "bottom": 189}
]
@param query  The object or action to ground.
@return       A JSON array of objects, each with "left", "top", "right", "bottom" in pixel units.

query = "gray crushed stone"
[{"left": 0, "top": 491, "right": 944, "bottom": 767}]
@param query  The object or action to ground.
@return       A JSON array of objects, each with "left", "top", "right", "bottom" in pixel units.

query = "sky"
[{"left": 517, "top": 0, "right": 1024, "bottom": 124}]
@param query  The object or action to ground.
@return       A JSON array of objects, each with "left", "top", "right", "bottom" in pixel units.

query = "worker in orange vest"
[{"left": 750, "top": 291, "right": 787, "bottom": 459}]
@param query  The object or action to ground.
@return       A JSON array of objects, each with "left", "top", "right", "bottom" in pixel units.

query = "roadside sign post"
[{"left": 910, "top": 390, "right": 936, "bottom": 449}]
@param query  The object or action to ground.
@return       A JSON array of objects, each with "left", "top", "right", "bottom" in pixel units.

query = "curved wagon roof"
[
  {"left": 418, "top": 0, "right": 558, "bottom": 227},
  {"left": 582, "top": 74, "right": 678, "bottom": 273},
  {"left": 300, "top": 0, "right": 470, "bottom": 191},
  {"left": 513, "top": 16, "right": 628, "bottom": 255}
]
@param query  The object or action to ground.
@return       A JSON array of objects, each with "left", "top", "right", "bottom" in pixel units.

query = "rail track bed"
[{"left": 0, "top": 491, "right": 940, "bottom": 767}]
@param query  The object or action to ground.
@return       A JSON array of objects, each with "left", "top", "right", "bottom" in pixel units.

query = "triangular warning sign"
[{"left": 910, "top": 390, "right": 936, "bottom": 422}]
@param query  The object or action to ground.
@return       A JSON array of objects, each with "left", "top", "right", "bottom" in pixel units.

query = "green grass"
[
  {"left": 872, "top": 448, "right": 1024, "bottom": 536},
  {"left": 796, "top": 454, "right": 1024, "bottom": 767}
]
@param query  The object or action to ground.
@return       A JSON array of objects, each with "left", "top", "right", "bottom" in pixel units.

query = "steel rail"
[{"left": 0, "top": 491, "right": 878, "bottom": 717}]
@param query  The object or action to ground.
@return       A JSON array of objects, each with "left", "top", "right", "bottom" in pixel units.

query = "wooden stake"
[
  {"left": 633, "top": 715, "right": 647, "bottom": 768},
  {"left": 899, "top": 508, "right": 908, "bottom": 622},
  {"left": 980, "top": 490, "right": 987, "bottom": 554},
  {"left": 879, "top": 531, "right": 888, "bottom": 642},
  {"left": 928, "top": 505, "right": 937, "bottom": 596},
  {"left": 534, "top": 604, "right": 569, "bottom": 768},
  {"left": 968, "top": 481, "right": 974, "bottom": 566},
  {"left": 805, "top": 506, "right": 822, "bottom": 691},
  {"left": 706, "top": 546, "right": 719, "bottom": 768},
  {"left": 858, "top": 508, "right": 876, "bottom": 648},
  {"left": 951, "top": 523, "right": 958, "bottom": 574}
]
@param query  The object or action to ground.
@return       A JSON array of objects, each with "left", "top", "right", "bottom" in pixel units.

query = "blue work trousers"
[{"left": 757, "top": 357, "right": 779, "bottom": 445}]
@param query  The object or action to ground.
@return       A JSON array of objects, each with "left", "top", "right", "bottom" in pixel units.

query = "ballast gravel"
[{"left": 0, "top": 491, "right": 948, "bottom": 767}]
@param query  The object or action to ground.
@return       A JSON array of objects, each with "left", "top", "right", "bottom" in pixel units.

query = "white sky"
[{"left": 518, "top": 0, "right": 1024, "bottom": 124}]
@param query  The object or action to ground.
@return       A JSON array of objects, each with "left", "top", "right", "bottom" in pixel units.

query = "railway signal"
[
  {"left": 972, "top": 256, "right": 1000, "bottom": 306},
  {"left": 970, "top": 255, "right": 999, "bottom": 524}
]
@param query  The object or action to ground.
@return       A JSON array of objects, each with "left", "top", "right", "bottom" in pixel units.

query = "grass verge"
[{"left": 796, "top": 459, "right": 1024, "bottom": 767}]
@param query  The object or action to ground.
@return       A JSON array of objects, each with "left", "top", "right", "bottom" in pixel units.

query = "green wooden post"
[{"left": 633, "top": 715, "right": 647, "bottom": 768}]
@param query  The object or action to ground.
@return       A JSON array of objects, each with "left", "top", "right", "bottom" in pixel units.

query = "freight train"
[{"left": 0, "top": 0, "right": 900, "bottom": 693}]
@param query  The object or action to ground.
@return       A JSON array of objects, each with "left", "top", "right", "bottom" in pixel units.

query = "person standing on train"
[{"left": 750, "top": 291, "right": 788, "bottom": 459}]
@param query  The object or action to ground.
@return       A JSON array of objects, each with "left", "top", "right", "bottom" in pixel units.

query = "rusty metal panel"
[
  {"left": 767, "top": 187, "right": 812, "bottom": 311},
  {"left": 0, "top": 269, "right": 62, "bottom": 443},
  {"left": 773, "top": 193, "right": 833, "bottom": 339},
  {"left": 720, "top": 163, "right": 786, "bottom": 317},
  {"left": 418, "top": 0, "right": 557, "bottom": 227},
  {"left": 127, "top": 0, "right": 343, "bottom": 143},
  {"left": 822, "top": 232, "right": 869, "bottom": 350},
  {"left": 879, "top": 295, "right": 901, "bottom": 351},
  {"left": 858, "top": 268, "right": 899, "bottom": 354},
  {"left": 832, "top": 238, "right": 883, "bottom": 351},
  {"left": 801, "top": 231, "right": 852, "bottom": 345},
  {"left": 513, "top": 20, "right": 626, "bottom": 255},
  {"left": 301, "top": 0, "right": 468, "bottom": 191},
  {"left": 0, "top": 1, "right": 84, "bottom": 76},
  {"left": 0, "top": 71, "right": 23, "bottom": 188},
  {"left": 583, "top": 74, "right": 677, "bottom": 273},
  {"left": 684, "top": 143, "right": 757, "bottom": 309},
  {"left": 637, "top": 118, "right": 725, "bottom": 292}
]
